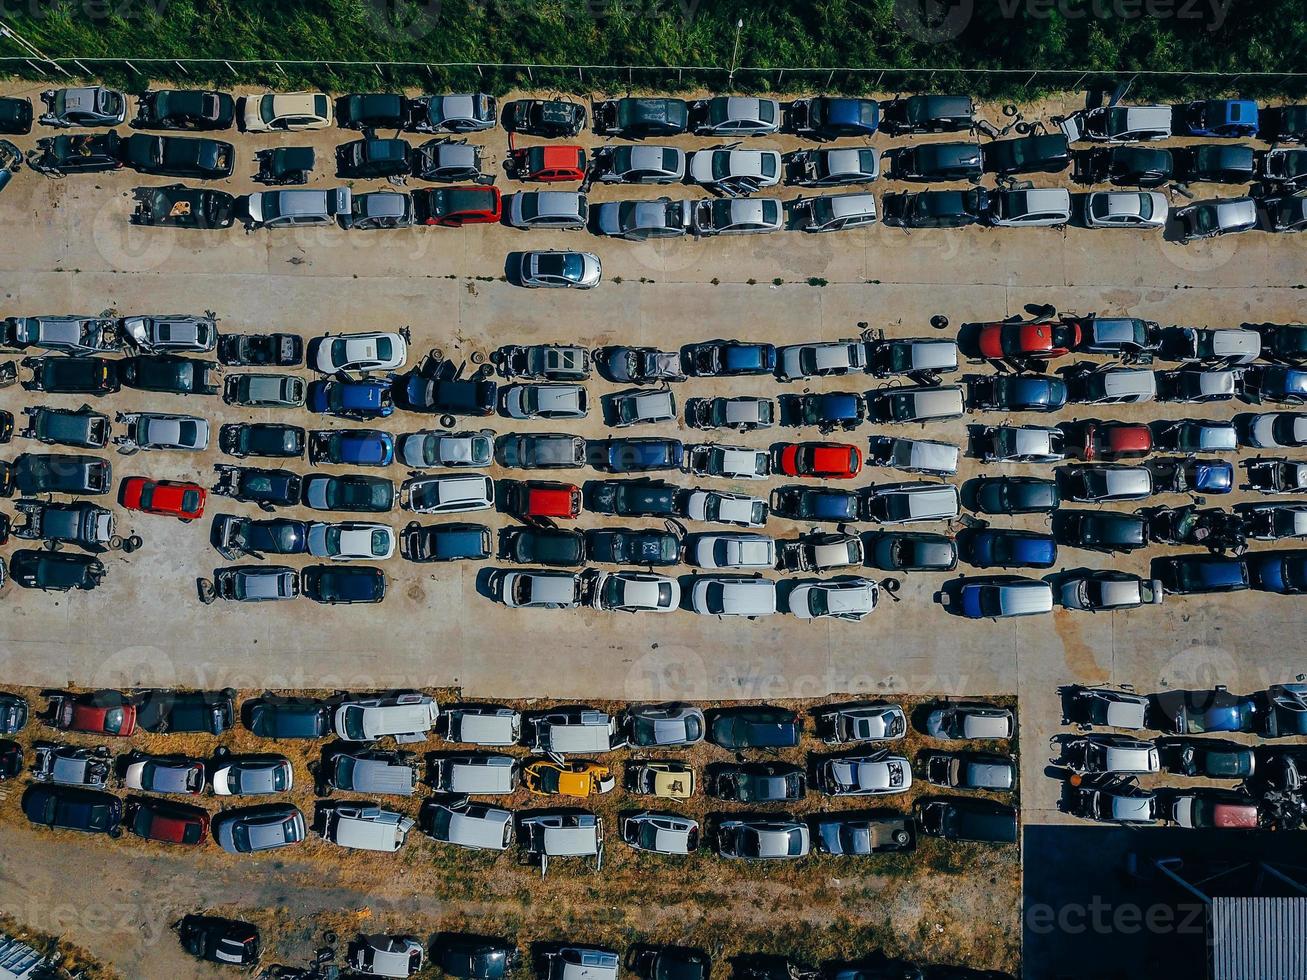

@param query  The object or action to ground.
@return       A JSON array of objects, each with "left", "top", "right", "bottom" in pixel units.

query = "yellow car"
[
  {"left": 627, "top": 761, "right": 695, "bottom": 799},
  {"left": 523, "top": 759, "right": 616, "bottom": 797}
]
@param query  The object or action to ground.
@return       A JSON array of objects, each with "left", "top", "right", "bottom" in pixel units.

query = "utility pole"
[{"left": 727, "top": 18, "right": 743, "bottom": 89}]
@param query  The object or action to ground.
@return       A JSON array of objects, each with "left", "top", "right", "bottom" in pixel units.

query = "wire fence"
[{"left": 2, "top": 55, "right": 1306, "bottom": 97}]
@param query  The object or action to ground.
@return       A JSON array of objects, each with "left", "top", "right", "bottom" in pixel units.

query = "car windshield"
[{"left": 340, "top": 706, "right": 367, "bottom": 741}]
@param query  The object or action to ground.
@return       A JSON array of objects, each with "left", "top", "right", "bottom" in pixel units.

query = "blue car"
[
  {"left": 1243, "top": 365, "right": 1307, "bottom": 406},
  {"left": 306, "top": 379, "right": 393, "bottom": 420},
  {"left": 1154, "top": 554, "right": 1249, "bottom": 595},
  {"left": 684, "top": 340, "right": 777, "bottom": 377},
  {"left": 601, "top": 437, "right": 683, "bottom": 473},
  {"left": 792, "top": 96, "right": 879, "bottom": 139},
  {"left": 1154, "top": 687, "right": 1258, "bottom": 734},
  {"left": 1179, "top": 99, "right": 1259, "bottom": 138},
  {"left": 772, "top": 486, "right": 859, "bottom": 522},
  {"left": 969, "top": 375, "right": 1068, "bottom": 413},
  {"left": 308, "top": 428, "right": 394, "bottom": 467},
  {"left": 1153, "top": 456, "right": 1234, "bottom": 495},
  {"left": 963, "top": 528, "right": 1057, "bottom": 569},
  {"left": 1248, "top": 549, "right": 1307, "bottom": 594},
  {"left": 795, "top": 391, "right": 865, "bottom": 430},
  {"left": 954, "top": 576, "right": 1053, "bottom": 619}
]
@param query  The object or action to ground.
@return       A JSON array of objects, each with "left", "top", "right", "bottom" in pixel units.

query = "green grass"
[{"left": 1, "top": 0, "right": 1306, "bottom": 98}]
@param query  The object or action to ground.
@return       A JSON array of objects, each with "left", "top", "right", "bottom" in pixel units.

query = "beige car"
[
  {"left": 241, "top": 91, "right": 333, "bottom": 132},
  {"left": 627, "top": 760, "right": 695, "bottom": 799}
]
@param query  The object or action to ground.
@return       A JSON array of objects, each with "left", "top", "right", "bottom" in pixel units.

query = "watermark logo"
[
  {"left": 892, "top": 0, "right": 975, "bottom": 43},
  {"left": 360, "top": 0, "right": 444, "bottom": 43}
]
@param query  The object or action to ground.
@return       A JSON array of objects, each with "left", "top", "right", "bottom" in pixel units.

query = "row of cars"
[
  {"left": 174, "top": 924, "right": 1006, "bottom": 980},
  {"left": 1051, "top": 684, "right": 1307, "bottom": 829},
  {"left": 2, "top": 689, "right": 1017, "bottom": 864}
]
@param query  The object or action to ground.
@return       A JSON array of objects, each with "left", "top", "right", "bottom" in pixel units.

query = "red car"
[
  {"left": 125, "top": 798, "right": 208, "bottom": 845},
  {"left": 119, "top": 477, "right": 206, "bottom": 521},
  {"left": 1074, "top": 421, "right": 1153, "bottom": 461},
  {"left": 508, "top": 145, "right": 587, "bottom": 182},
  {"left": 504, "top": 480, "right": 582, "bottom": 519},
  {"left": 775, "top": 442, "right": 863, "bottom": 479},
  {"left": 412, "top": 186, "right": 502, "bottom": 227},
  {"left": 49, "top": 692, "right": 137, "bottom": 737},
  {"left": 977, "top": 320, "right": 1082, "bottom": 360}
]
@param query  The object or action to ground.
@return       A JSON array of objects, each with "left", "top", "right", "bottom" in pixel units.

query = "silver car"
[
  {"left": 518, "top": 251, "right": 601, "bottom": 289},
  {"left": 118, "top": 314, "right": 216, "bottom": 353},
  {"left": 423, "top": 798, "right": 514, "bottom": 851},
  {"left": 624, "top": 703, "right": 706, "bottom": 746},
  {"left": 690, "top": 197, "right": 783, "bottom": 236},
  {"left": 398, "top": 430, "right": 494, "bottom": 469},
  {"left": 507, "top": 191, "right": 587, "bottom": 230},
  {"left": 213, "top": 803, "right": 306, "bottom": 854},
  {"left": 593, "top": 199, "right": 691, "bottom": 241},
  {"left": 39, "top": 86, "right": 126, "bottom": 127},
  {"left": 410, "top": 92, "right": 496, "bottom": 133},
  {"left": 594, "top": 144, "right": 686, "bottom": 184},
  {"left": 691, "top": 96, "right": 781, "bottom": 136},
  {"left": 244, "top": 188, "right": 351, "bottom": 228},
  {"left": 621, "top": 811, "right": 699, "bottom": 855}
]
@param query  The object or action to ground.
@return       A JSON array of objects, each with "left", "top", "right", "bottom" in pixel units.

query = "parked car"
[
  {"left": 401, "top": 521, "right": 491, "bottom": 563},
  {"left": 689, "top": 198, "right": 783, "bottom": 236},
  {"left": 1175, "top": 196, "right": 1259, "bottom": 242},
  {"left": 811, "top": 811, "right": 915, "bottom": 856},
  {"left": 917, "top": 798, "right": 1017, "bottom": 842},
  {"left": 241, "top": 91, "right": 332, "bottom": 132},
  {"left": 22, "top": 785, "right": 122, "bottom": 836},
  {"left": 944, "top": 576, "right": 1052, "bottom": 620},
  {"left": 38, "top": 86, "right": 126, "bottom": 127},
  {"left": 516, "top": 250, "right": 601, "bottom": 288},
  {"left": 880, "top": 94, "right": 975, "bottom": 135},
  {"left": 708, "top": 761, "right": 806, "bottom": 802},
  {"left": 1153, "top": 554, "right": 1249, "bottom": 595},
  {"left": 408, "top": 93, "right": 496, "bottom": 134},
  {"left": 690, "top": 96, "right": 780, "bottom": 136},
  {"left": 593, "top": 97, "right": 689, "bottom": 138},
  {"left": 120, "top": 133, "right": 234, "bottom": 179},
  {"left": 214, "top": 803, "right": 306, "bottom": 854},
  {"left": 175, "top": 915, "right": 260, "bottom": 968},
  {"left": 591, "top": 145, "right": 686, "bottom": 184},
  {"left": 716, "top": 817, "right": 809, "bottom": 860},
  {"left": 924, "top": 751, "right": 1016, "bottom": 791},
  {"left": 893, "top": 141, "right": 983, "bottom": 181},
  {"left": 708, "top": 706, "right": 801, "bottom": 749}
]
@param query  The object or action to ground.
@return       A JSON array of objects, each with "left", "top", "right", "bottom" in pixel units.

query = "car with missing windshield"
[
  {"left": 210, "top": 515, "right": 306, "bottom": 558},
  {"left": 316, "top": 802, "right": 415, "bottom": 853},
  {"left": 814, "top": 751, "right": 912, "bottom": 797},
  {"left": 881, "top": 188, "right": 988, "bottom": 228},
  {"left": 623, "top": 703, "right": 705, "bottom": 747},
  {"left": 408, "top": 93, "right": 497, "bottom": 134},
  {"left": 716, "top": 817, "right": 809, "bottom": 860},
  {"left": 213, "top": 565, "right": 299, "bottom": 603},
  {"left": 175, "top": 915, "right": 260, "bottom": 968},
  {"left": 620, "top": 811, "right": 699, "bottom": 855},
  {"left": 593, "top": 198, "right": 691, "bottom": 241},
  {"left": 1057, "top": 103, "right": 1172, "bottom": 143},
  {"left": 925, "top": 752, "right": 1015, "bottom": 791},
  {"left": 812, "top": 812, "right": 916, "bottom": 856},
  {"left": 31, "top": 743, "right": 112, "bottom": 788},
  {"left": 708, "top": 761, "right": 805, "bottom": 803},
  {"left": 689, "top": 197, "right": 783, "bottom": 236},
  {"left": 925, "top": 702, "right": 1014, "bottom": 740},
  {"left": 38, "top": 86, "right": 126, "bottom": 127},
  {"left": 585, "top": 527, "right": 680, "bottom": 566}
]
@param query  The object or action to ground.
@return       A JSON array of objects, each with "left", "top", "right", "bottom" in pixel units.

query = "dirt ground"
[{"left": 0, "top": 685, "right": 1019, "bottom": 977}]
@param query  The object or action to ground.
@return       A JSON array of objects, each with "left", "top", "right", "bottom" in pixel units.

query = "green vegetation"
[{"left": 1, "top": 0, "right": 1306, "bottom": 97}]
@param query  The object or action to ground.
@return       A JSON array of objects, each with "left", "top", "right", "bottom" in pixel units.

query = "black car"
[
  {"left": 708, "top": 706, "right": 802, "bottom": 749},
  {"left": 336, "top": 92, "right": 406, "bottom": 130},
  {"left": 433, "top": 934, "right": 521, "bottom": 980},
  {"left": 9, "top": 549, "right": 106, "bottom": 591},
  {"left": 176, "top": 915, "right": 260, "bottom": 967},
  {"left": 20, "top": 406, "right": 111, "bottom": 449},
  {"left": 588, "top": 480, "right": 679, "bottom": 517},
  {"left": 404, "top": 373, "right": 498, "bottom": 417},
  {"left": 0, "top": 740, "right": 22, "bottom": 782},
  {"left": 1054, "top": 510, "right": 1148, "bottom": 553},
  {"left": 337, "top": 137, "right": 412, "bottom": 178},
  {"left": 20, "top": 356, "right": 119, "bottom": 396},
  {"left": 893, "top": 142, "right": 983, "bottom": 181},
  {"left": 218, "top": 332, "right": 303, "bottom": 367},
  {"left": 593, "top": 97, "right": 688, "bottom": 138},
  {"left": 971, "top": 476, "right": 1061, "bottom": 515},
  {"left": 244, "top": 697, "right": 333, "bottom": 739},
  {"left": 1153, "top": 554, "right": 1249, "bottom": 595},
  {"left": 708, "top": 761, "right": 806, "bottom": 802},
  {"left": 879, "top": 94, "right": 975, "bottom": 135},
  {"left": 584, "top": 527, "right": 679, "bottom": 566},
  {"left": 881, "top": 189, "right": 988, "bottom": 228},
  {"left": 219, "top": 422, "right": 305, "bottom": 459},
  {"left": 26, "top": 132, "right": 124, "bottom": 175},
  {"left": 400, "top": 521, "right": 491, "bottom": 563},
  {"left": 133, "top": 89, "right": 235, "bottom": 130},
  {"left": 0, "top": 693, "right": 28, "bottom": 735},
  {"left": 11, "top": 499, "right": 111, "bottom": 551},
  {"left": 301, "top": 474, "right": 394, "bottom": 513},
  {"left": 302, "top": 564, "right": 386, "bottom": 604},
  {"left": 211, "top": 514, "right": 309, "bottom": 558},
  {"left": 136, "top": 689, "right": 236, "bottom": 735},
  {"left": 9, "top": 452, "right": 111, "bottom": 496},
  {"left": 917, "top": 797, "right": 1017, "bottom": 843},
  {"left": 120, "top": 356, "right": 220, "bottom": 395},
  {"left": 212, "top": 465, "right": 303, "bottom": 510},
  {"left": 120, "top": 133, "right": 235, "bottom": 179},
  {"left": 981, "top": 134, "right": 1071, "bottom": 175},
  {"left": 867, "top": 531, "right": 958, "bottom": 571},
  {"left": 501, "top": 527, "right": 586, "bottom": 567},
  {"left": 22, "top": 785, "right": 122, "bottom": 836},
  {"left": 504, "top": 98, "right": 586, "bottom": 137},
  {"left": 130, "top": 183, "right": 237, "bottom": 228},
  {"left": 1074, "top": 145, "right": 1174, "bottom": 187},
  {"left": 1174, "top": 144, "right": 1256, "bottom": 184},
  {"left": 0, "top": 95, "right": 33, "bottom": 134},
  {"left": 496, "top": 432, "right": 586, "bottom": 469}
]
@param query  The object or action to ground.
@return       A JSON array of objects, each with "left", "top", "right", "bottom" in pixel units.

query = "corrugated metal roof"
[
  {"left": 0, "top": 934, "right": 45, "bottom": 980},
  {"left": 1211, "top": 896, "right": 1307, "bottom": 980}
]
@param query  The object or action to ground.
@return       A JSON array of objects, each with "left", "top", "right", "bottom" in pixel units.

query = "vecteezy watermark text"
[{"left": 1026, "top": 898, "right": 1207, "bottom": 936}]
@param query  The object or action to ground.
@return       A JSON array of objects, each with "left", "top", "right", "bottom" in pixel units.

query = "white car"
[
  {"left": 398, "top": 430, "right": 494, "bottom": 469},
  {"left": 986, "top": 188, "right": 1072, "bottom": 227},
  {"left": 690, "top": 533, "right": 777, "bottom": 569},
  {"left": 518, "top": 250, "right": 601, "bottom": 289},
  {"left": 685, "top": 444, "right": 770, "bottom": 481},
  {"left": 401, "top": 474, "right": 494, "bottom": 514},
  {"left": 306, "top": 522, "right": 396, "bottom": 560},
  {"left": 1245, "top": 412, "right": 1307, "bottom": 449},
  {"left": 241, "top": 92, "right": 333, "bottom": 132},
  {"left": 690, "top": 198, "right": 783, "bottom": 236},
  {"left": 817, "top": 751, "right": 912, "bottom": 796},
  {"left": 494, "top": 570, "right": 582, "bottom": 609},
  {"left": 787, "top": 576, "right": 879, "bottom": 621},
  {"left": 116, "top": 412, "right": 209, "bottom": 452},
  {"left": 210, "top": 755, "right": 294, "bottom": 796},
  {"left": 589, "top": 571, "right": 681, "bottom": 613},
  {"left": 1059, "top": 104, "right": 1172, "bottom": 143},
  {"left": 777, "top": 340, "right": 868, "bottom": 381},
  {"left": 683, "top": 489, "right": 768, "bottom": 527},
  {"left": 501, "top": 383, "right": 588, "bottom": 420},
  {"left": 1085, "top": 191, "right": 1169, "bottom": 229},
  {"left": 689, "top": 576, "right": 777, "bottom": 617},
  {"left": 688, "top": 148, "right": 782, "bottom": 194},
  {"left": 310, "top": 331, "right": 408, "bottom": 374},
  {"left": 118, "top": 314, "right": 216, "bottom": 353}
]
